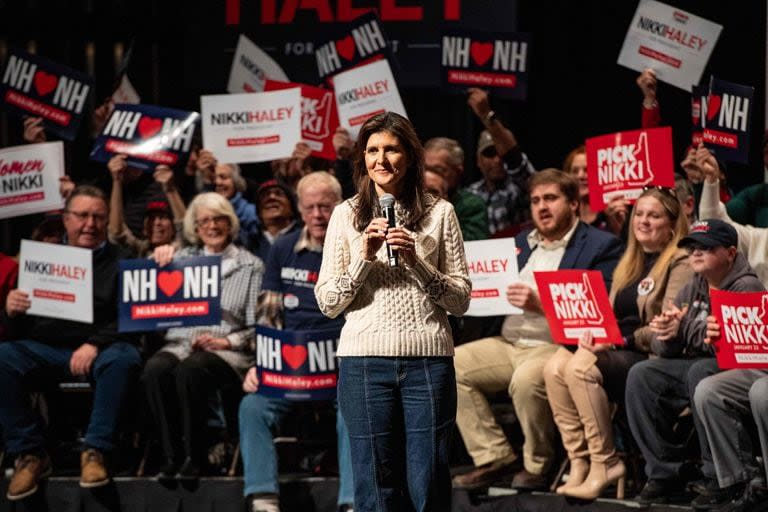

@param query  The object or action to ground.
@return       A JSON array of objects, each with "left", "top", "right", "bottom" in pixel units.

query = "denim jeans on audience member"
[
  {"left": 338, "top": 356, "right": 456, "bottom": 512},
  {"left": 0, "top": 339, "right": 142, "bottom": 454},
  {"left": 239, "top": 395, "right": 354, "bottom": 506}
]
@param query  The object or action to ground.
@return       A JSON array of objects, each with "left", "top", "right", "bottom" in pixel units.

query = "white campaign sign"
[
  {"left": 464, "top": 238, "right": 521, "bottom": 317},
  {"left": 617, "top": 0, "right": 722, "bottom": 91},
  {"left": 227, "top": 34, "right": 290, "bottom": 94},
  {"left": 0, "top": 141, "right": 64, "bottom": 219},
  {"left": 201, "top": 89, "right": 301, "bottom": 164},
  {"left": 332, "top": 59, "right": 407, "bottom": 140},
  {"left": 18, "top": 240, "right": 93, "bottom": 324},
  {"left": 111, "top": 74, "right": 140, "bottom": 104}
]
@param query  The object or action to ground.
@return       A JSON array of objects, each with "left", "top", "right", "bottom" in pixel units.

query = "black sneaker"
[
  {"left": 717, "top": 485, "right": 768, "bottom": 512},
  {"left": 155, "top": 459, "right": 180, "bottom": 481},
  {"left": 636, "top": 479, "right": 687, "bottom": 506},
  {"left": 691, "top": 482, "right": 745, "bottom": 510},
  {"left": 689, "top": 477, "right": 721, "bottom": 496},
  {"left": 176, "top": 457, "right": 201, "bottom": 480}
]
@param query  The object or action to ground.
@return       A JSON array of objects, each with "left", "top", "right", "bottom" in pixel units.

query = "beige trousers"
[{"left": 455, "top": 336, "right": 559, "bottom": 474}]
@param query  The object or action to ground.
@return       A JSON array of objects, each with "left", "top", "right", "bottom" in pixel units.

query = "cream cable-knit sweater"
[{"left": 316, "top": 196, "right": 471, "bottom": 357}]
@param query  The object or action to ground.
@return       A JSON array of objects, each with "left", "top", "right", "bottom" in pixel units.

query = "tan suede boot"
[
  {"left": 7, "top": 452, "right": 52, "bottom": 500},
  {"left": 561, "top": 349, "right": 626, "bottom": 501},
  {"left": 80, "top": 449, "right": 110, "bottom": 488}
]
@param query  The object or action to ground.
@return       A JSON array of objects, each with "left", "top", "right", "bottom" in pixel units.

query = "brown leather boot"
[
  {"left": 80, "top": 448, "right": 110, "bottom": 488},
  {"left": 7, "top": 452, "right": 52, "bottom": 500},
  {"left": 452, "top": 453, "right": 520, "bottom": 489},
  {"left": 561, "top": 349, "right": 625, "bottom": 500}
]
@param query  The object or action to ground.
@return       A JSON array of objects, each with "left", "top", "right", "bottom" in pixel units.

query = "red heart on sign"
[
  {"left": 157, "top": 270, "right": 183, "bottom": 297},
  {"left": 470, "top": 41, "right": 494, "bottom": 67},
  {"left": 138, "top": 116, "right": 163, "bottom": 139},
  {"left": 33, "top": 71, "right": 58, "bottom": 97},
  {"left": 282, "top": 345, "right": 308, "bottom": 370},
  {"left": 336, "top": 36, "right": 356, "bottom": 61},
  {"left": 706, "top": 94, "right": 722, "bottom": 122}
]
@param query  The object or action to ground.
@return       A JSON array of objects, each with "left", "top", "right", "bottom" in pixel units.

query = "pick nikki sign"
[
  {"left": 586, "top": 126, "right": 675, "bottom": 212},
  {"left": 441, "top": 29, "right": 530, "bottom": 100},
  {"left": 264, "top": 80, "right": 339, "bottom": 160},
  {"left": 118, "top": 256, "right": 222, "bottom": 333},
  {"left": 255, "top": 325, "right": 341, "bottom": 401},
  {"left": 710, "top": 290, "right": 768, "bottom": 369},
  {"left": 91, "top": 104, "right": 200, "bottom": 170},
  {"left": 534, "top": 270, "right": 623, "bottom": 346},
  {"left": 0, "top": 48, "right": 94, "bottom": 141},
  {"left": 314, "top": 12, "right": 394, "bottom": 85},
  {"left": 702, "top": 77, "right": 754, "bottom": 164}
]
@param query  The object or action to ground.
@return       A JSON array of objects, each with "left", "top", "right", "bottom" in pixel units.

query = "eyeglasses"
[
  {"left": 195, "top": 215, "right": 229, "bottom": 228},
  {"left": 64, "top": 210, "right": 107, "bottom": 224},
  {"left": 301, "top": 203, "right": 333, "bottom": 215},
  {"left": 684, "top": 243, "right": 715, "bottom": 254},
  {"left": 642, "top": 185, "right": 677, "bottom": 198}
]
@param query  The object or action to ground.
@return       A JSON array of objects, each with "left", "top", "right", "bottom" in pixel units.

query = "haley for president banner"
[
  {"left": 227, "top": 34, "right": 290, "bottom": 94},
  {"left": 0, "top": 141, "right": 64, "bottom": 219},
  {"left": 255, "top": 325, "right": 341, "bottom": 401},
  {"left": 0, "top": 48, "right": 94, "bottom": 140},
  {"left": 464, "top": 238, "right": 521, "bottom": 316},
  {"left": 91, "top": 104, "right": 199, "bottom": 171},
  {"left": 118, "top": 256, "right": 222, "bottom": 332}
]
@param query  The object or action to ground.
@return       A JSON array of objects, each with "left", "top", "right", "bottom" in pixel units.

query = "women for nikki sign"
[
  {"left": 201, "top": 89, "right": 301, "bottom": 164},
  {"left": 710, "top": 290, "right": 768, "bottom": 369},
  {"left": 534, "top": 270, "right": 622, "bottom": 346},
  {"left": 118, "top": 256, "right": 222, "bottom": 332},
  {"left": 464, "top": 238, "right": 521, "bottom": 316},
  {"left": 586, "top": 126, "right": 675, "bottom": 212},
  {"left": 255, "top": 325, "right": 341, "bottom": 401},
  {"left": 0, "top": 142, "right": 64, "bottom": 219}
]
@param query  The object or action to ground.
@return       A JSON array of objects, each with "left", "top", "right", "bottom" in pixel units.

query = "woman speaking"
[{"left": 315, "top": 112, "right": 471, "bottom": 511}]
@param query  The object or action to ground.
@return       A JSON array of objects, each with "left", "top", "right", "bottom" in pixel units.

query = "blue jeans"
[
  {"left": 338, "top": 357, "right": 456, "bottom": 512},
  {"left": 239, "top": 394, "right": 354, "bottom": 506},
  {"left": 0, "top": 340, "right": 141, "bottom": 454}
]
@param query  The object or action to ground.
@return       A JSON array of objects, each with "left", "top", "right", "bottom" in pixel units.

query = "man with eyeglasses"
[
  {"left": 625, "top": 219, "right": 764, "bottom": 506},
  {"left": 0, "top": 186, "right": 141, "bottom": 501}
]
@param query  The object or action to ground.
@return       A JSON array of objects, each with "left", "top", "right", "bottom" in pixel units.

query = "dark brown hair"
[
  {"left": 352, "top": 112, "right": 427, "bottom": 231},
  {"left": 529, "top": 168, "right": 580, "bottom": 204}
]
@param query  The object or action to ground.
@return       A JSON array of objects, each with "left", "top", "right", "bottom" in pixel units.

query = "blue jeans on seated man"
[
  {"left": 338, "top": 357, "right": 456, "bottom": 512},
  {"left": 239, "top": 394, "right": 354, "bottom": 506},
  {"left": 0, "top": 339, "right": 142, "bottom": 454}
]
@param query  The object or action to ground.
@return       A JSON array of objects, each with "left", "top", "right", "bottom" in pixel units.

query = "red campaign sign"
[
  {"left": 534, "top": 270, "right": 623, "bottom": 346},
  {"left": 265, "top": 80, "right": 339, "bottom": 160},
  {"left": 586, "top": 126, "right": 675, "bottom": 212},
  {"left": 710, "top": 289, "right": 768, "bottom": 369}
]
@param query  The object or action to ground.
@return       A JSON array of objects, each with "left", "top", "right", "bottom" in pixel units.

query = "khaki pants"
[{"left": 455, "top": 337, "right": 559, "bottom": 474}]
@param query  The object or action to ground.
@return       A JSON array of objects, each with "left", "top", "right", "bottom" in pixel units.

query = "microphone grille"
[{"left": 379, "top": 193, "right": 395, "bottom": 207}]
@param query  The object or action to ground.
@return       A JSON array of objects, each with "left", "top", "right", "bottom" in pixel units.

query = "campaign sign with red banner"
[
  {"left": 90, "top": 104, "right": 199, "bottom": 171},
  {"left": 702, "top": 77, "right": 754, "bottom": 164},
  {"left": 534, "top": 270, "right": 623, "bottom": 346},
  {"left": 314, "top": 12, "right": 394, "bottom": 86},
  {"left": 118, "top": 256, "right": 222, "bottom": 333},
  {"left": 0, "top": 48, "right": 94, "bottom": 140},
  {"left": 265, "top": 80, "right": 339, "bottom": 160},
  {"left": 440, "top": 29, "right": 530, "bottom": 100},
  {"left": 586, "top": 126, "right": 675, "bottom": 212},
  {"left": 691, "top": 84, "right": 708, "bottom": 146},
  {"left": 0, "top": 142, "right": 65, "bottom": 219},
  {"left": 255, "top": 325, "right": 341, "bottom": 401},
  {"left": 711, "top": 289, "right": 768, "bottom": 369}
]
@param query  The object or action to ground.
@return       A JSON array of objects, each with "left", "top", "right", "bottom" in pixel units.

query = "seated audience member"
[
  {"left": 465, "top": 88, "right": 536, "bottom": 236},
  {"left": 0, "top": 252, "right": 18, "bottom": 341},
  {"left": 108, "top": 154, "right": 185, "bottom": 257},
  {"left": 625, "top": 219, "right": 764, "bottom": 506},
  {"left": 248, "top": 179, "right": 300, "bottom": 263},
  {"left": 424, "top": 137, "right": 489, "bottom": 241},
  {"left": 675, "top": 174, "right": 697, "bottom": 225},
  {"left": 424, "top": 166, "right": 450, "bottom": 200},
  {"left": 452, "top": 170, "right": 623, "bottom": 491},
  {"left": 240, "top": 172, "right": 353, "bottom": 512},
  {"left": 544, "top": 187, "right": 692, "bottom": 500},
  {"left": 145, "top": 193, "right": 263, "bottom": 479},
  {"left": 698, "top": 146, "right": 768, "bottom": 286},
  {"left": 213, "top": 160, "right": 260, "bottom": 246},
  {"left": 1, "top": 186, "right": 141, "bottom": 500}
]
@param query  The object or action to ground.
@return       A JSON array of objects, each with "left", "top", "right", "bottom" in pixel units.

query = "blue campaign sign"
[
  {"left": 0, "top": 48, "right": 94, "bottom": 141},
  {"left": 254, "top": 325, "right": 341, "bottom": 401},
  {"left": 118, "top": 256, "right": 221, "bottom": 333},
  {"left": 440, "top": 29, "right": 531, "bottom": 100},
  {"left": 90, "top": 103, "right": 199, "bottom": 171},
  {"left": 703, "top": 77, "right": 754, "bottom": 164}
]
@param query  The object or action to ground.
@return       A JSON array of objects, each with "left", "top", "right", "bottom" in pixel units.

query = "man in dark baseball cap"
[{"left": 677, "top": 219, "right": 738, "bottom": 251}]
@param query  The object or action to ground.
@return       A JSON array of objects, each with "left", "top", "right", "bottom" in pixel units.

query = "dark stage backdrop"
[{"left": 0, "top": 0, "right": 765, "bottom": 253}]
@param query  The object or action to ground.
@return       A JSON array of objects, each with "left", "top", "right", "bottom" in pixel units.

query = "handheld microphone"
[{"left": 379, "top": 193, "right": 398, "bottom": 267}]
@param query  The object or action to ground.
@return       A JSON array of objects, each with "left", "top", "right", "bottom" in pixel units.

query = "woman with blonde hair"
[{"left": 543, "top": 186, "right": 693, "bottom": 500}]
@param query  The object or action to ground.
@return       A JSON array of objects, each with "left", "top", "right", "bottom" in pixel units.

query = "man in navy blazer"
[{"left": 452, "top": 169, "right": 623, "bottom": 491}]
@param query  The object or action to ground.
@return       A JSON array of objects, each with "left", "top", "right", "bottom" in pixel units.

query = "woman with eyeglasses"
[
  {"left": 143, "top": 192, "right": 264, "bottom": 479},
  {"left": 543, "top": 187, "right": 693, "bottom": 500}
]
